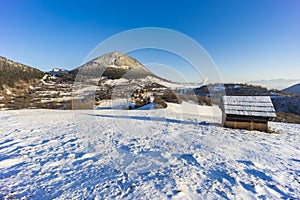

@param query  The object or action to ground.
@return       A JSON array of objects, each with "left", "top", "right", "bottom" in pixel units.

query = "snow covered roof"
[{"left": 221, "top": 96, "right": 276, "bottom": 117}]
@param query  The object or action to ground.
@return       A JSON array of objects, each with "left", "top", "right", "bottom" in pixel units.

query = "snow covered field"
[{"left": 0, "top": 103, "right": 299, "bottom": 199}]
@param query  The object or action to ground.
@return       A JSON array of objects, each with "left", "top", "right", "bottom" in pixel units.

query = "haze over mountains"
[{"left": 248, "top": 79, "right": 300, "bottom": 90}]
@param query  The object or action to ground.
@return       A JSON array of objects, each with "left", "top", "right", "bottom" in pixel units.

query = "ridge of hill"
[{"left": 283, "top": 83, "right": 300, "bottom": 95}]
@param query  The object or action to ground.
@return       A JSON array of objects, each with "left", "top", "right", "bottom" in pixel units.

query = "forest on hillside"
[{"left": 0, "top": 57, "right": 44, "bottom": 90}]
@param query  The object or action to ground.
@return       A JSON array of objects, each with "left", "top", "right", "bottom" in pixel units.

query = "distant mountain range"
[
  {"left": 1, "top": 52, "right": 300, "bottom": 123},
  {"left": 248, "top": 79, "right": 300, "bottom": 90}
]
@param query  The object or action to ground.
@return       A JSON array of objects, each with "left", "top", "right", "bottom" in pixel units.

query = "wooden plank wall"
[{"left": 224, "top": 121, "right": 268, "bottom": 132}]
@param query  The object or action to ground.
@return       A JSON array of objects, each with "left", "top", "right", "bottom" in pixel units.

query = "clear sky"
[{"left": 1, "top": 0, "right": 299, "bottom": 83}]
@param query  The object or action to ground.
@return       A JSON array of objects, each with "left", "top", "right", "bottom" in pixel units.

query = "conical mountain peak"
[{"left": 76, "top": 52, "right": 154, "bottom": 79}]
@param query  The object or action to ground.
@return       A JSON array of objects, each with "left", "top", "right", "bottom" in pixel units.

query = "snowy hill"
[{"left": 0, "top": 103, "right": 299, "bottom": 199}]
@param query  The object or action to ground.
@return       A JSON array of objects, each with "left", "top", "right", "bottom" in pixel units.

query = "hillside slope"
[
  {"left": 283, "top": 83, "right": 300, "bottom": 95},
  {"left": 0, "top": 56, "right": 44, "bottom": 90}
]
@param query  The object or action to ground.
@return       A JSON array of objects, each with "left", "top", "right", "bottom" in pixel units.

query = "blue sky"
[{"left": 0, "top": 0, "right": 299, "bottom": 83}]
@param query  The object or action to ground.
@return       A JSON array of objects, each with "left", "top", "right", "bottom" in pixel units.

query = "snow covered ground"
[{"left": 0, "top": 102, "right": 299, "bottom": 199}]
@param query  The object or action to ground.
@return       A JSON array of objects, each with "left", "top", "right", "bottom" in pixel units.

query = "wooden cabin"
[{"left": 220, "top": 96, "right": 276, "bottom": 132}]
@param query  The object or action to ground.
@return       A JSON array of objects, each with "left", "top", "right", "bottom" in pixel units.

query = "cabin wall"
[
  {"left": 224, "top": 120, "right": 268, "bottom": 132},
  {"left": 225, "top": 114, "right": 269, "bottom": 123}
]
